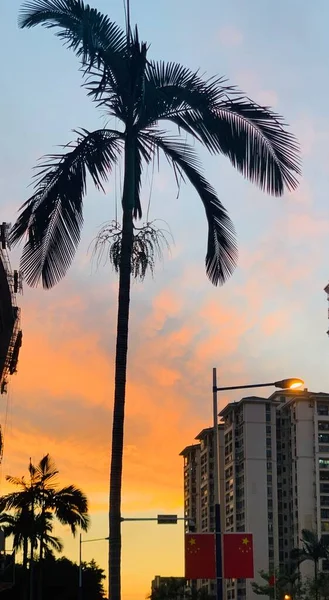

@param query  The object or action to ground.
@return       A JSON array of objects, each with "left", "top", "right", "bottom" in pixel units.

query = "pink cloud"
[{"left": 218, "top": 26, "right": 243, "bottom": 47}]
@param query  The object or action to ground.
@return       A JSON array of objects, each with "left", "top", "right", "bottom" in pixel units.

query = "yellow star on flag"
[
  {"left": 242, "top": 537, "right": 249, "bottom": 545},
  {"left": 189, "top": 538, "right": 196, "bottom": 546}
]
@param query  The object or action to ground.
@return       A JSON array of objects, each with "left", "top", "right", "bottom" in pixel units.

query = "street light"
[
  {"left": 79, "top": 536, "right": 109, "bottom": 600},
  {"left": 212, "top": 369, "right": 304, "bottom": 600}
]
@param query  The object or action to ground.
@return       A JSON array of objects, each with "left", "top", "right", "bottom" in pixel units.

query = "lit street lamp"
[{"left": 212, "top": 368, "right": 304, "bottom": 600}]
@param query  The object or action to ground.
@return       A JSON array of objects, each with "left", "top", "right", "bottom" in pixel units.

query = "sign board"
[{"left": 157, "top": 514, "right": 177, "bottom": 525}]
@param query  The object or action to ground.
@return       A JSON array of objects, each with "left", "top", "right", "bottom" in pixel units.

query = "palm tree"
[
  {"left": 252, "top": 568, "right": 303, "bottom": 600},
  {"left": 291, "top": 529, "right": 329, "bottom": 600},
  {"left": 0, "top": 508, "right": 33, "bottom": 570},
  {"left": 11, "top": 2, "right": 301, "bottom": 599},
  {"left": 0, "top": 510, "right": 63, "bottom": 559},
  {"left": 0, "top": 454, "right": 89, "bottom": 600}
]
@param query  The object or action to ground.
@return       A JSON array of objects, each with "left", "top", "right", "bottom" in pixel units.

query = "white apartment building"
[{"left": 181, "top": 389, "right": 329, "bottom": 600}]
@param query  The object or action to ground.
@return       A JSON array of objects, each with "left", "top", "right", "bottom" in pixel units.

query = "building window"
[
  {"left": 320, "top": 459, "right": 329, "bottom": 470},
  {"left": 319, "top": 434, "right": 329, "bottom": 444},
  {"left": 318, "top": 405, "right": 329, "bottom": 416},
  {"left": 319, "top": 422, "right": 329, "bottom": 431},
  {"left": 267, "top": 474, "right": 272, "bottom": 483},
  {"left": 321, "top": 509, "right": 329, "bottom": 519},
  {"left": 323, "top": 560, "right": 329, "bottom": 571}
]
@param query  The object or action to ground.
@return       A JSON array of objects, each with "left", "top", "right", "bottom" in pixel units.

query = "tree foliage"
[
  {"left": 0, "top": 556, "right": 106, "bottom": 600},
  {"left": 11, "top": 1, "right": 301, "bottom": 290},
  {"left": 252, "top": 569, "right": 304, "bottom": 600}
]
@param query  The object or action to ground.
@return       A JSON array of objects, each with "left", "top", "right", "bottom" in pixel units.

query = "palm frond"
[
  {"left": 140, "top": 132, "right": 237, "bottom": 285},
  {"left": 168, "top": 100, "right": 300, "bottom": 195},
  {"left": 5, "top": 476, "right": 28, "bottom": 489},
  {"left": 10, "top": 128, "right": 122, "bottom": 288},
  {"left": 49, "top": 485, "right": 89, "bottom": 533},
  {"left": 43, "top": 533, "right": 64, "bottom": 553},
  {"left": 0, "top": 490, "right": 36, "bottom": 511},
  {"left": 141, "top": 61, "right": 226, "bottom": 129},
  {"left": 19, "top": 0, "right": 126, "bottom": 67},
  {"left": 211, "top": 98, "right": 300, "bottom": 194},
  {"left": 142, "top": 64, "right": 300, "bottom": 195},
  {"left": 35, "top": 454, "right": 59, "bottom": 485}
]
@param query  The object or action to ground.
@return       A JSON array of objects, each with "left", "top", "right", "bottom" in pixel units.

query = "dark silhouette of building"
[{"left": 0, "top": 222, "right": 22, "bottom": 395}]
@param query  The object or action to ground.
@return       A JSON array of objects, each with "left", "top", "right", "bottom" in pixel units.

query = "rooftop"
[
  {"left": 179, "top": 443, "right": 201, "bottom": 457},
  {"left": 219, "top": 395, "right": 268, "bottom": 418},
  {"left": 195, "top": 424, "right": 223, "bottom": 441}
]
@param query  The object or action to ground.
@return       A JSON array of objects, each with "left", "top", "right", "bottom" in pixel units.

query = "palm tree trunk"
[
  {"left": 109, "top": 135, "right": 135, "bottom": 600},
  {"left": 29, "top": 539, "right": 34, "bottom": 600},
  {"left": 22, "top": 537, "right": 29, "bottom": 600},
  {"left": 37, "top": 507, "right": 45, "bottom": 600},
  {"left": 23, "top": 537, "right": 28, "bottom": 571},
  {"left": 315, "top": 560, "right": 319, "bottom": 600}
]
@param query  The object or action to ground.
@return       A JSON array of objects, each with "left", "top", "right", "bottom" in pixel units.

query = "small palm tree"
[
  {"left": 0, "top": 510, "right": 63, "bottom": 558},
  {"left": 252, "top": 569, "right": 303, "bottom": 600},
  {"left": 0, "top": 508, "right": 33, "bottom": 569},
  {"left": 291, "top": 529, "right": 329, "bottom": 600},
  {"left": 11, "top": 2, "right": 301, "bottom": 599},
  {"left": 0, "top": 454, "right": 89, "bottom": 600}
]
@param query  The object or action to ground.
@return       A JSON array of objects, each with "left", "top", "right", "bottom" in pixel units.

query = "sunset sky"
[{"left": 1, "top": 0, "right": 329, "bottom": 598}]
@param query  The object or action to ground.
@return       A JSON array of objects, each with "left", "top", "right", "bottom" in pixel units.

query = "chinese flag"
[
  {"left": 185, "top": 533, "right": 216, "bottom": 579},
  {"left": 223, "top": 533, "right": 254, "bottom": 579},
  {"left": 269, "top": 575, "right": 276, "bottom": 587}
]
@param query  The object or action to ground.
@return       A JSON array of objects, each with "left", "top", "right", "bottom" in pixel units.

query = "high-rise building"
[
  {"left": 180, "top": 389, "right": 329, "bottom": 600},
  {"left": 180, "top": 426, "right": 224, "bottom": 595}
]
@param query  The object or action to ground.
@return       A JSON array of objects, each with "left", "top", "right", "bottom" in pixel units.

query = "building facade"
[
  {"left": 0, "top": 222, "right": 22, "bottom": 396},
  {"left": 181, "top": 389, "right": 329, "bottom": 600}
]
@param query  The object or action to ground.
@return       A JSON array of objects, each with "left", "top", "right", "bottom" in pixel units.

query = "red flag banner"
[
  {"left": 185, "top": 533, "right": 216, "bottom": 579},
  {"left": 223, "top": 533, "right": 254, "bottom": 579},
  {"left": 269, "top": 575, "right": 276, "bottom": 587}
]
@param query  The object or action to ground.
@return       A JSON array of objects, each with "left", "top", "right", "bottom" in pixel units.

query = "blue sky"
[{"left": 1, "top": 1, "right": 329, "bottom": 598}]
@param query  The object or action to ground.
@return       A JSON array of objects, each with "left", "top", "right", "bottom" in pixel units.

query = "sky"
[{"left": 1, "top": 0, "right": 329, "bottom": 598}]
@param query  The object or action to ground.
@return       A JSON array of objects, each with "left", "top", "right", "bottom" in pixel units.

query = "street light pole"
[
  {"left": 79, "top": 534, "right": 82, "bottom": 600},
  {"left": 212, "top": 371, "right": 303, "bottom": 600},
  {"left": 213, "top": 368, "right": 223, "bottom": 600},
  {"left": 79, "top": 537, "right": 109, "bottom": 600}
]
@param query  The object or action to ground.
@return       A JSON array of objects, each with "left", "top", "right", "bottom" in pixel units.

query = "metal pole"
[
  {"left": 213, "top": 368, "right": 223, "bottom": 600},
  {"left": 79, "top": 534, "right": 82, "bottom": 600}
]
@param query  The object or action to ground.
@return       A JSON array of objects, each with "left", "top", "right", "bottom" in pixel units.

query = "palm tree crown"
[
  {"left": 0, "top": 454, "right": 89, "bottom": 559},
  {"left": 11, "top": 0, "right": 300, "bottom": 288},
  {"left": 291, "top": 529, "right": 329, "bottom": 565}
]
